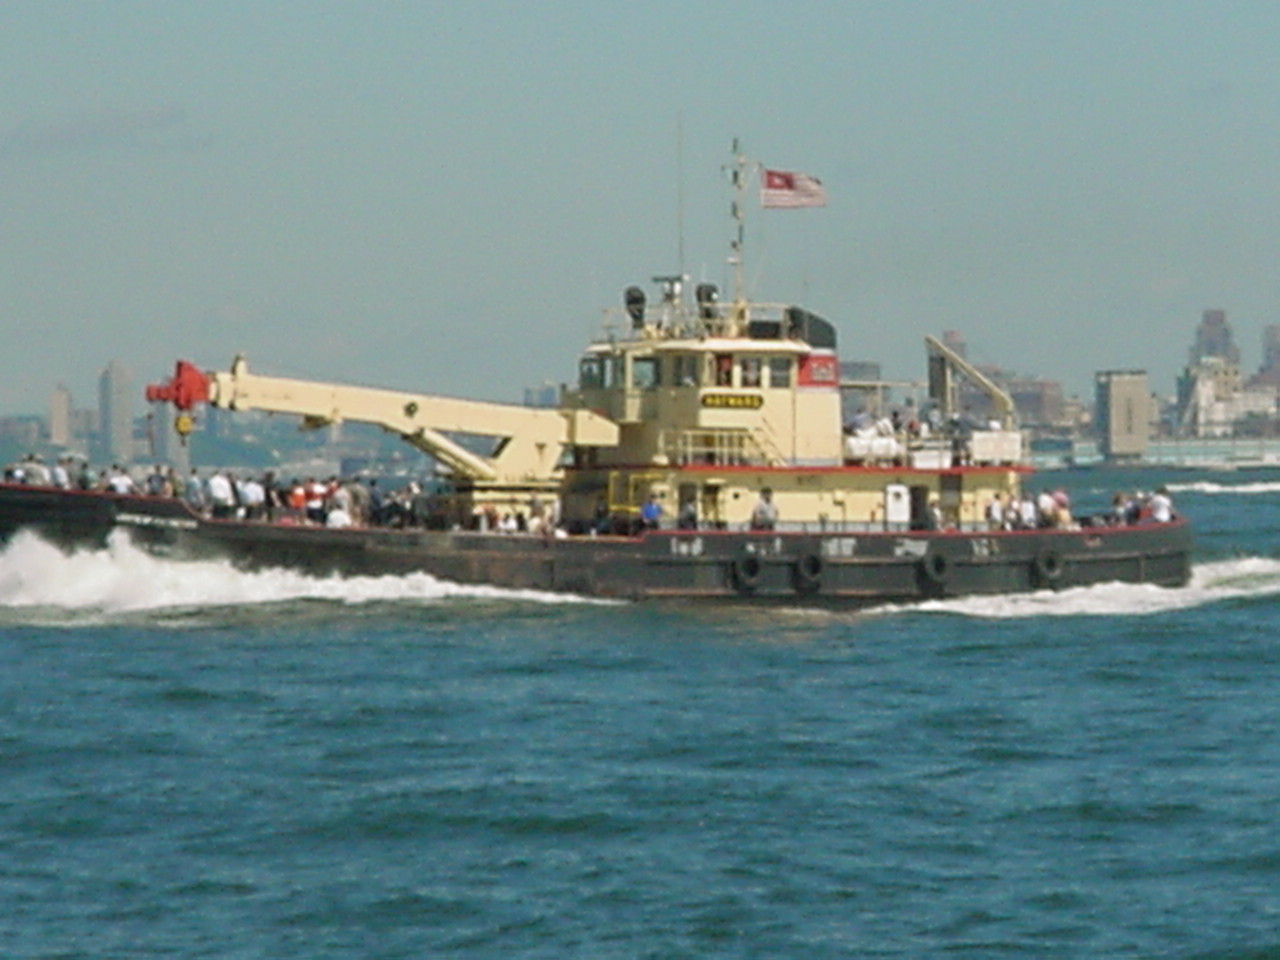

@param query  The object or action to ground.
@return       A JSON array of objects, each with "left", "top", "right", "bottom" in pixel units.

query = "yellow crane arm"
[{"left": 150, "top": 356, "right": 618, "bottom": 484}]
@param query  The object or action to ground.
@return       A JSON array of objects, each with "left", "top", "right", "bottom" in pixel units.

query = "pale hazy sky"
[{"left": 3, "top": 1, "right": 1279, "bottom": 415}]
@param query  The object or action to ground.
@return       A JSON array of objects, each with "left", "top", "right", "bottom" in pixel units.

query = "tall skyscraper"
[
  {"left": 98, "top": 360, "right": 134, "bottom": 464},
  {"left": 49, "top": 384, "right": 73, "bottom": 446}
]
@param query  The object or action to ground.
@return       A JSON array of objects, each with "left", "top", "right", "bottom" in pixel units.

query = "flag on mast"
[{"left": 760, "top": 168, "right": 827, "bottom": 208}]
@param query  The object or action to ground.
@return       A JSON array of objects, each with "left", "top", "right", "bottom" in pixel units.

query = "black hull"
[{"left": 0, "top": 484, "right": 1194, "bottom": 605}]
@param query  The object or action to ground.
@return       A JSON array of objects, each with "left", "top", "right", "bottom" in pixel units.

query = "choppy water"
[{"left": 3, "top": 468, "right": 1280, "bottom": 958}]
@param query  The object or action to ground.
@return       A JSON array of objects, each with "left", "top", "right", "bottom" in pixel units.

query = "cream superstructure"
[{"left": 556, "top": 277, "right": 1024, "bottom": 532}]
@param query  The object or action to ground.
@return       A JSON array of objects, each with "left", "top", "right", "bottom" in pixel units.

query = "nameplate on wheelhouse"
[{"left": 701, "top": 394, "right": 764, "bottom": 409}]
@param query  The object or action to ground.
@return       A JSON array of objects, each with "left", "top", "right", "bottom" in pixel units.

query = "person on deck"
[
  {"left": 146, "top": 465, "right": 168, "bottom": 496},
  {"left": 750, "top": 488, "right": 778, "bottom": 531},
  {"left": 1149, "top": 486, "right": 1174, "bottom": 523},
  {"left": 304, "top": 479, "right": 327, "bottom": 524},
  {"left": 184, "top": 469, "right": 206, "bottom": 513},
  {"left": 641, "top": 494, "right": 663, "bottom": 530},
  {"left": 986, "top": 492, "right": 1006, "bottom": 531},
  {"left": 206, "top": 470, "right": 235, "bottom": 519},
  {"left": 106, "top": 466, "right": 136, "bottom": 495},
  {"left": 677, "top": 500, "right": 698, "bottom": 530}
]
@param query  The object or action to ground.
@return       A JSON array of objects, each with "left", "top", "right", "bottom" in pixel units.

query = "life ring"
[
  {"left": 1032, "top": 548, "right": 1064, "bottom": 586},
  {"left": 919, "top": 550, "right": 951, "bottom": 586},
  {"left": 793, "top": 553, "right": 824, "bottom": 593},
  {"left": 733, "top": 553, "right": 764, "bottom": 592}
]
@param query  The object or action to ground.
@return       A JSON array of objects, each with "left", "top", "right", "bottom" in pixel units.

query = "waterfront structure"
[{"left": 1095, "top": 370, "right": 1150, "bottom": 462}]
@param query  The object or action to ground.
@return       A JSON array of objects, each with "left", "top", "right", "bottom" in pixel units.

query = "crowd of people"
[
  {"left": 2, "top": 454, "right": 435, "bottom": 530},
  {"left": 4, "top": 453, "right": 146, "bottom": 495},
  {"left": 6, "top": 452, "right": 1178, "bottom": 536},
  {"left": 985, "top": 486, "right": 1176, "bottom": 531},
  {"left": 843, "top": 405, "right": 1000, "bottom": 467},
  {"left": 183, "top": 470, "right": 435, "bottom": 529}
]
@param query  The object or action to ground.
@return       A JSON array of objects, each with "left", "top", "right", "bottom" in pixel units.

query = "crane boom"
[
  {"left": 924, "top": 335, "right": 1017, "bottom": 429},
  {"left": 147, "top": 356, "right": 619, "bottom": 486}
]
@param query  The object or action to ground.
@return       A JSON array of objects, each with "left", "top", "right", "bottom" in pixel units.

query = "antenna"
[{"left": 676, "top": 112, "right": 686, "bottom": 281}]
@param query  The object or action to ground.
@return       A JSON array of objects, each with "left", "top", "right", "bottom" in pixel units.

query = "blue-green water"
[{"left": 2, "top": 469, "right": 1280, "bottom": 958}]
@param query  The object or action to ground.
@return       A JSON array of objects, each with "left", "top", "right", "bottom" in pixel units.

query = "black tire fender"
[
  {"left": 919, "top": 550, "right": 951, "bottom": 585},
  {"left": 733, "top": 553, "right": 764, "bottom": 592},
  {"left": 793, "top": 553, "right": 824, "bottom": 593},
  {"left": 1032, "top": 548, "right": 1064, "bottom": 586}
]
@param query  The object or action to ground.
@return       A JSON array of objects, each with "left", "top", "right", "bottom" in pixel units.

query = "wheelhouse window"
[
  {"left": 768, "top": 356, "right": 792, "bottom": 388},
  {"left": 631, "top": 356, "right": 660, "bottom": 389},
  {"left": 579, "top": 357, "right": 605, "bottom": 389},
  {"left": 741, "top": 357, "right": 762, "bottom": 388},
  {"left": 714, "top": 354, "right": 734, "bottom": 387},
  {"left": 674, "top": 354, "right": 700, "bottom": 386}
]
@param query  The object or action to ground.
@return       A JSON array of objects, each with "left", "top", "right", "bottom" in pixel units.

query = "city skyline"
[
  {"left": 6, "top": 3, "right": 1280, "bottom": 414},
  {"left": 15, "top": 303, "right": 1276, "bottom": 436}
]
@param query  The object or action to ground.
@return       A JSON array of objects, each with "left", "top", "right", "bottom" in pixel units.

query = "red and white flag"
[{"left": 760, "top": 168, "right": 828, "bottom": 208}]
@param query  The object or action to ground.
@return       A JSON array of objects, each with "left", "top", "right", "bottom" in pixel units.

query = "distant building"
[
  {"left": 1177, "top": 310, "right": 1277, "bottom": 436},
  {"left": 98, "top": 360, "right": 134, "bottom": 463},
  {"left": 1189, "top": 308, "right": 1240, "bottom": 366},
  {"left": 1263, "top": 324, "right": 1280, "bottom": 369},
  {"left": 1246, "top": 324, "right": 1280, "bottom": 390},
  {"left": 955, "top": 364, "right": 1066, "bottom": 432},
  {"left": 523, "top": 382, "right": 560, "bottom": 408},
  {"left": 49, "top": 384, "right": 73, "bottom": 447},
  {"left": 1096, "top": 370, "right": 1150, "bottom": 461},
  {"left": 70, "top": 408, "right": 97, "bottom": 441},
  {"left": 0, "top": 415, "right": 42, "bottom": 447},
  {"left": 839, "top": 360, "right": 886, "bottom": 420},
  {"left": 1177, "top": 356, "right": 1275, "bottom": 437},
  {"left": 941, "top": 330, "right": 967, "bottom": 359},
  {"left": 1004, "top": 375, "right": 1064, "bottom": 429}
]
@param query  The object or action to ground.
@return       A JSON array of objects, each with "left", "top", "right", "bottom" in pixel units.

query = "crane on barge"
[{"left": 146, "top": 356, "right": 619, "bottom": 525}]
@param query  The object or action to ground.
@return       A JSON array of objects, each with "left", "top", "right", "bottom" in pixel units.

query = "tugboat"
[{"left": 0, "top": 157, "right": 1191, "bottom": 603}]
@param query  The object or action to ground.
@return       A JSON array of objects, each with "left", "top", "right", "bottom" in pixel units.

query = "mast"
[{"left": 727, "top": 138, "right": 749, "bottom": 307}]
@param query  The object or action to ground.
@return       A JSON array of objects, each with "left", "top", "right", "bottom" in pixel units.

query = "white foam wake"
[
  {"left": 0, "top": 530, "right": 603, "bottom": 614},
  {"left": 894, "top": 556, "right": 1280, "bottom": 619},
  {"left": 1166, "top": 480, "right": 1280, "bottom": 496}
]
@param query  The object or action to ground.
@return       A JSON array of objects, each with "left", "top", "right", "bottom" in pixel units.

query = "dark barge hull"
[{"left": 0, "top": 483, "right": 1193, "bottom": 605}]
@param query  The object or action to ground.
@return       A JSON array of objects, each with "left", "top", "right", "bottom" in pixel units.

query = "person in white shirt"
[
  {"left": 206, "top": 470, "right": 235, "bottom": 519},
  {"left": 107, "top": 467, "right": 136, "bottom": 495},
  {"left": 1149, "top": 486, "right": 1174, "bottom": 523},
  {"left": 240, "top": 477, "right": 266, "bottom": 520},
  {"left": 50, "top": 458, "right": 70, "bottom": 489}
]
